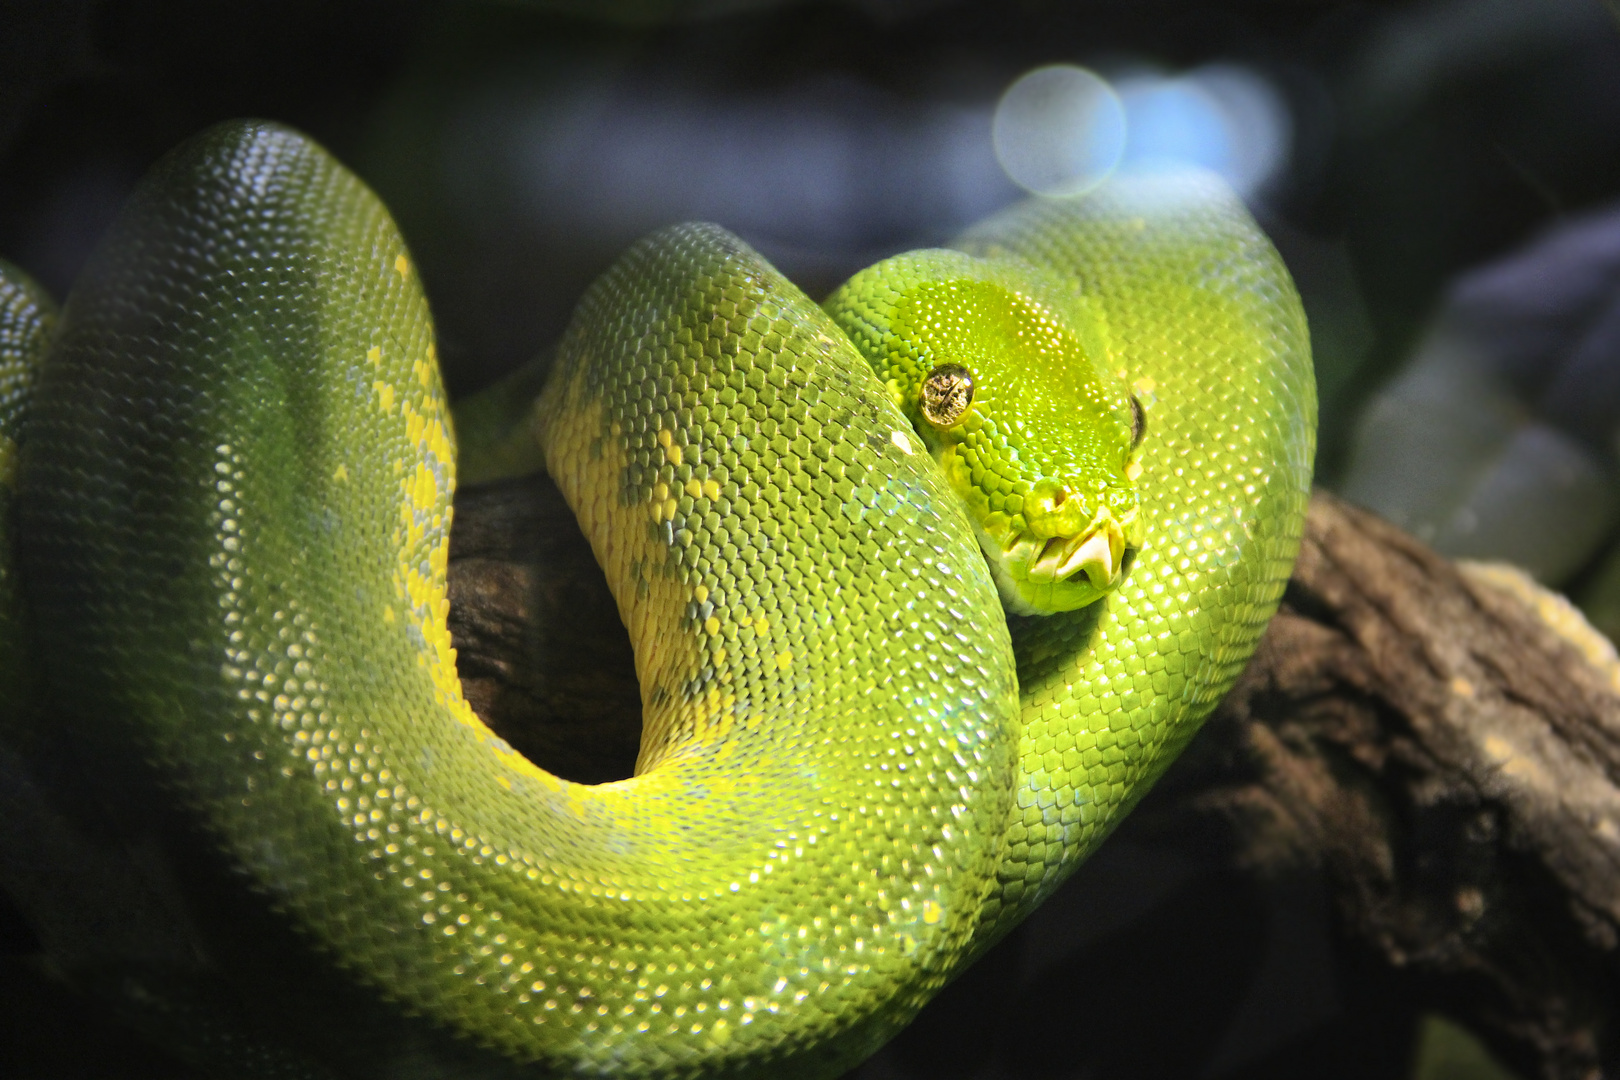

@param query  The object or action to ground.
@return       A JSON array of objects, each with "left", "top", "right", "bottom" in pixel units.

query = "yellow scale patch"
[
  {"left": 658, "top": 427, "right": 683, "bottom": 466},
  {"left": 378, "top": 339, "right": 559, "bottom": 794},
  {"left": 583, "top": 409, "right": 762, "bottom": 776}
]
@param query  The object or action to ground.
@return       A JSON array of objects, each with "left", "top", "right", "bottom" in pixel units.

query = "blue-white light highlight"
[
  {"left": 992, "top": 65, "right": 1126, "bottom": 198},
  {"left": 994, "top": 62, "right": 1292, "bottom": 199}
]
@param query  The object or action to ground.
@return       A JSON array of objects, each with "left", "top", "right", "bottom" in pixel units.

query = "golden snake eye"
[
  {"left": 1129, "top": 394, "right": 1146, "bottom": 448},
  {"left": 920, "top": 364, "right": 974, "bottom": 427}
]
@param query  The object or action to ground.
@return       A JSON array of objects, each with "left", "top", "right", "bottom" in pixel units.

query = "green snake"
[{"left": 0, "top": 121, "right": 1314, "bottom": 1077}]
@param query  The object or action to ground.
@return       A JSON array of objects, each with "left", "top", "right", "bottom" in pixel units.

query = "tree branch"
[{"left": 1182, "top": 492, "right": 1620, "bottom": 1080}]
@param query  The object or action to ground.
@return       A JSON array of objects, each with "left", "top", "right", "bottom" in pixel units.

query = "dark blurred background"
[
  {"left": 6, "top": 0, "right": 1619, "bottom": 474},
  {"left": 2, "top": 1, "right": 1618, "bottom": 1077}
]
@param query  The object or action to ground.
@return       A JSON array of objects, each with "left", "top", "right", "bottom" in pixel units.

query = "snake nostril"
[{"left": 1050, "top": 486, "right": 1068, "bottom": 509}]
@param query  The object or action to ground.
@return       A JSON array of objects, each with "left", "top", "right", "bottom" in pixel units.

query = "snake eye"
[
  {"left": 1128, "top": 394, "right": 1146, "bottom": 448},
  {"left": 920, "top": 364, "right": 974, "bottom": 427}
]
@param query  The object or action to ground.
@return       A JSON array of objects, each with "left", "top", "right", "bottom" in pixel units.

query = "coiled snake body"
[{"left": 0, "top": 122, "right": 1314, "bottom": 1077}]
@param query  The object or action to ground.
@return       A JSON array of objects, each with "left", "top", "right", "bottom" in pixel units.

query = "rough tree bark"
[
  {"left": 446, "top": 477, "right": 1620, "bottom": 1080},
  {"left": 1168, "top": 493, "right": 1620, "bottom": 1080}
]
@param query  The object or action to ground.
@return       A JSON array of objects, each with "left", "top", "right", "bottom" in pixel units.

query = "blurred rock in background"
[{"left": 1342, "top": 203, "right": 1620, "bottom": 595}]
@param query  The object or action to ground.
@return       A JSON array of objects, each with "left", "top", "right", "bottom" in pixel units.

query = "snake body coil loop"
[{"left": 0, "top": 121, "right": 1314, "bottom": 1078}]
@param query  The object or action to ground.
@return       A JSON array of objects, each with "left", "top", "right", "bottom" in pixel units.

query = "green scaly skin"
[{"left": 3, "top": 121, "right": 1314, "bottom": 1077}]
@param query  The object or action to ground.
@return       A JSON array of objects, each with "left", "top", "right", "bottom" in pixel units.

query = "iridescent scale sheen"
[{"left": 8, "top": 122, "right": 1313, "bottom": 1079}]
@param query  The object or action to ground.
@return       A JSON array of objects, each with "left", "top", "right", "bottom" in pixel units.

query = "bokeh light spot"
[
  {"left": 992, "top": 65, "right": 1126, "bottom": 197},
  {"left": 1114, "top": 64, "right": 1292, "bottom": 197}
]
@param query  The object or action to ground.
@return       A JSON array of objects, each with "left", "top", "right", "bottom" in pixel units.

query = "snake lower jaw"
[{"left": 977, "top": 513, "right": 1136, "bottom": 616}]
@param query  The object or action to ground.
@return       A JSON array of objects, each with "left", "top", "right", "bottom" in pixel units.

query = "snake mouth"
[
  {"left": 981, "top": 508, "right": 1137, "bottom": 616},
  {"left": 1014, "top": 526, "right": 1126, "bottom": 590}
]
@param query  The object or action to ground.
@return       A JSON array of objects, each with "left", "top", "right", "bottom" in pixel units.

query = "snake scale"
[{"left": 0, "top": 121, "right": 1314, "bottom": 1077}]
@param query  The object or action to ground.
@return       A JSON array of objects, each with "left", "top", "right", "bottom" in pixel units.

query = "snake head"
[{"left": 826, "top": 249, "right": 1144, "bottom": 615}]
